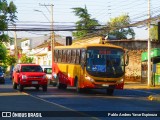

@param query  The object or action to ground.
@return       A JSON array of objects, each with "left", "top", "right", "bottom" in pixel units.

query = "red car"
[{"left": 12, "top": 64, "right": 48, "bottom": 92}]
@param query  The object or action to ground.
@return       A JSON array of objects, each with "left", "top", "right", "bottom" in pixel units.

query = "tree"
[
  {"left": 150, "top": 25, "right": 158, "bottom": 40},
  {"left": 0, "top": 43, "right": 7, "bottom": 62},
  {"left": 107, "top": 14, "right": 135, "bottom": 39},
  {"left": 0, "top": 0, "right": 17, "bottom": 42},
  {"left": 72, "top": 6, "right": 100, "bottom": 39},
  {"left": 20, "top": 54, "right": 33, "bottom": 63},
  {"left": 4, "top": 55, "right": 17, "bottom": 66}
]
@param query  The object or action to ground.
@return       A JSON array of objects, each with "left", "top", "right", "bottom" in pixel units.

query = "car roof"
[{"left": 18, "top": 64, "right": 40, "bottom": 66}]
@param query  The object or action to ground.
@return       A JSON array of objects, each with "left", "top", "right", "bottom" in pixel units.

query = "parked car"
[
  {"left": 41, "top": 65, "right": 52, "bottom": 85},
  {"left": 0, "top": 67, "right": 5, "bottom": 84},
  {"left": 12, "top": 63, "right": 48, "bottom": 91}
]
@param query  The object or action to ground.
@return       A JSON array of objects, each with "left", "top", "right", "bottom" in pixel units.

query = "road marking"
[
  {"left": 0, "top": 92, "right": 28, "bottom": 96},
  {"left": 22, "top": 91, "right": 100, "bottom": 120}
]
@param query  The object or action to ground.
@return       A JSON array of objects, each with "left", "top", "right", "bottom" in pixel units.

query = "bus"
[{"left": 52, "top": 40, "right": 129, "bottom": 95}]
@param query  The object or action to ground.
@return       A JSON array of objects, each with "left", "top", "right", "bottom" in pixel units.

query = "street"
[{"left": 0, "top": 77, "right": 160, "bottom": 120}]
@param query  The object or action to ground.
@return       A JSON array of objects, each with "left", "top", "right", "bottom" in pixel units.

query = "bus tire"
[
  {"left": 106, "top": 85, "right": 115, "bottom": 96},
  {"left": 106, "top": 88, "right": 114, "bottom": 96},
  {"left": 57, "top": 83, "right": 63, "bottom": 89},
  {"left": 75, "top": 78, "right": 83, "bottom": 93},
  {"left": 57, "top": 77, "right": 63, "bottom": 89},
  {"left": 62, "top": 84, "right": 67, "bottom": 89}
]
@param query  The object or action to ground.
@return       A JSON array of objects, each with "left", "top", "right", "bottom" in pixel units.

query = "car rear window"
[{"left": 21, "top": 66, "right": 43, "bottom": 72}]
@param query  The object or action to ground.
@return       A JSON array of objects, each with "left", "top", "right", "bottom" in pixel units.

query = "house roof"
[
  {"left": 22, "top": 35, "right": 65, "bottom": 49},
  {"left": 35, "top": 40, "right": 63, "bottom": 49}
]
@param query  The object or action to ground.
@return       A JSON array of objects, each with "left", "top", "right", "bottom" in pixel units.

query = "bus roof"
[
  {"left": 55, "top": 36, "right": 124, "bottom": 50},
  {"left": 55, "top": 43, "right": 124, "bottom": 50}
]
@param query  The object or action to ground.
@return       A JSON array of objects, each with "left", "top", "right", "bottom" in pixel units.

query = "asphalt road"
[{"left": 1, "top": 77, "right": 160, "bottom": 120}]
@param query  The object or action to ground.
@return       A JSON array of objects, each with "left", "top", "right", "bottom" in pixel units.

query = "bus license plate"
[
  {"left": 32, "top": 81, "right": 38, "bottom": 84},
  {"left": 102, "top": 84, "right": 109, "bottom": 87}
]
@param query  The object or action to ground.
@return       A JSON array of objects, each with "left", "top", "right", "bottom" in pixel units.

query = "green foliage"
[
  {"left": 72, "top": 6, "right": 100, "bottom": 39},
  {"left": 4, "top": 55, "right": 17, "bottom": 66},
  {"left": 0, "top": 43, "right": 7, "bottom": 61},
  {"left": 150, "top": 25, "right": 158, "bottom": 40},
  {"left": 107, "top": 14, "right": 135, "bottom": 39},
  {"left": 0, "top": 0, "right": 17, "bottom": 42},
  {"left": 0, "top": 34, "right": 9, "bottom": 42},
  {"left": 20, "top": 54, "right": 34, "bottom": 63}
]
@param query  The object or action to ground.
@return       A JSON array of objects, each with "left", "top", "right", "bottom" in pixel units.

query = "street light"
[
  {"left": 34, "top": 8, "right": 54, "bottom": 66},
  {"left": 34, "top": 9, "right": 50, "bottom": 22}
]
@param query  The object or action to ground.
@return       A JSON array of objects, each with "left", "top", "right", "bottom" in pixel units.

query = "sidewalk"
[
  {"left": 124, "top": 82, "right": 160, "bottom": 89},
  {"left": 124, "top": 82, "right": 160, "bottom": 101}
]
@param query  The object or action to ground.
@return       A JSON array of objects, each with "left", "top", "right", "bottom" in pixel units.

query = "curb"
[{"left": 124, "top": 83, "right": 160, "bottom": 90}]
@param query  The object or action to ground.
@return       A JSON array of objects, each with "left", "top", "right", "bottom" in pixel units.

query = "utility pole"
[
  {"left": 147, "top": 0, "right": 151, "bottom": 86},
  {"left": 51, "top": 4, "right": 54, "bottom": 66},
  {"left": 40, "top": 4, "right": 54, "bottom": 66},
  {"left": 14, "top": 25, "right": 18, "bottom": 63}
]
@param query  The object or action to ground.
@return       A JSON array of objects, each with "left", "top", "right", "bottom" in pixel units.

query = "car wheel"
[
  {"left": 19, "top": 84, "right": 23, "bottom": 92},
  {"left": 43, "top": 85, "right": 47, "bottom": 92},
  {"left": 13, "top": 81, "right": 17, "bottom": 89},
  {"left": 36, "top": 86, "right": 39, "bottom": 91}
]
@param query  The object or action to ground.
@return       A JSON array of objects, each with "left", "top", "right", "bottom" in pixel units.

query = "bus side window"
[
  {"left": 58, "top": 50, "right": 62, "bottom": 63},
  {"left": 62, "top": 50, "right": 67, "bottom": 63},
  {"left": 54, "top": 50, "right": 58, "bottom": 62},
  {"left": 76, "top": 49, "right": 80, "bottom": 64},
  {"left": 71, "top": 49, "right": 76, "bottom": 64},
  {"left": 67, "top": 49, "right": 71, "bottom": 63},
  {"left": 81, "top": 49, "right": 86, "bottom": 69}
]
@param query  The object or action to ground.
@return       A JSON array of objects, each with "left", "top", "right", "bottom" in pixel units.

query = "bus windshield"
[{"left": 86, "top": 47, "right": 124, "bottom": 78}]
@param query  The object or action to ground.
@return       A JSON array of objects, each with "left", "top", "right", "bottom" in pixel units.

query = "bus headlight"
[
  {"left": 85, "top": 75, "right": 94, "bottom": 82},
  {"left": 117, "top": 78, "right": 124, "bottom": 83}
]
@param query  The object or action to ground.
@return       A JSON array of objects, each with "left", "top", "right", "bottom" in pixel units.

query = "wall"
[{"left": 106, "top": 40, "right": 160, "bottom": 82}]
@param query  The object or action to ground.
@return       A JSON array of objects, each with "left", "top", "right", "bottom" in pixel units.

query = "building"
[{"left": 20, "top": 35, "right": 65, "bottom": 65}]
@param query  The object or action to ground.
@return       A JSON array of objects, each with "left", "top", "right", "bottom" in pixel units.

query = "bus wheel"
[
  {"left": 106, "top": 88, "right": 114, "bottom": 96},
  {"left": 106, "top": 85, "right": 115, "bottom": 96},
  {"left": 57, "top": 79, "right": 63, "bottom": 89},
  {"left": 76, "top": 80, "right": 83, "bottom": 93},
  {"left": 62, "top": 84, "right": 67, "bottom": 89}
]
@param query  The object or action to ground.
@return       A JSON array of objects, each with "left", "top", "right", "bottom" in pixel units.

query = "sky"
[{"left": 7, "top": 0, "right": 160, "bottom": 40}]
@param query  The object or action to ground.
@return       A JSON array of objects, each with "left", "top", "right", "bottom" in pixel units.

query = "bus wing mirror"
[{"left": 81, "top": 61, "right": 86, "bottom": 69}]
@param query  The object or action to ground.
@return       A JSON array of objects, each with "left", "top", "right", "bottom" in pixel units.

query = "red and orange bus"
[{"left": 52, "top": 38, "right": 129, "bottom": 95}]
